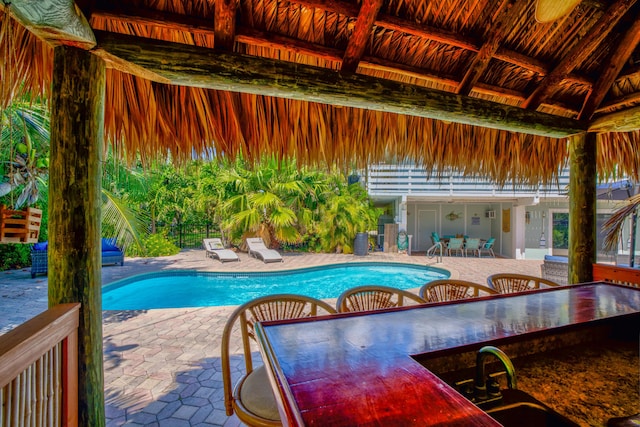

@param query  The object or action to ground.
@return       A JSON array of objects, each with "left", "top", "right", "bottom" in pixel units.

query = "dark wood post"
[
  {"left": 568, "top": 132, "right": 597, "bottom": 284},
  {"left": 49, "top": 45, "right": 106, "bottom": 426}
]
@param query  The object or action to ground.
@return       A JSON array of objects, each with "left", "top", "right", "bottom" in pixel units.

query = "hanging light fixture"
[{"left": 539, "top": 212, "right": 547, "bottom": 248}]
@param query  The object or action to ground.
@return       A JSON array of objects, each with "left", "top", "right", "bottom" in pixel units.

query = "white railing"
[{"left": 365, "top": 164, "right": 570, "bottom": 197}]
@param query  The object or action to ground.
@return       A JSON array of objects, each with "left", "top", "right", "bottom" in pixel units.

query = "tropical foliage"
[
  {"left": 1, "top": 99, "right": 383, "bottom": 269},
  {"left": 0, "top": 98, "right": 50, "bottom": 207},
  {"left": 0, "top": 100, "right": 150, "bottom": 268}
]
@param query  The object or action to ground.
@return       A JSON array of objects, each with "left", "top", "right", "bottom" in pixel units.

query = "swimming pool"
[{"left": 102, "top": 262, "right": 449, "bottom": 310}]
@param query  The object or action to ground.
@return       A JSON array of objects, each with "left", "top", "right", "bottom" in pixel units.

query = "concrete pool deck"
[{"left": 1, "top": 249, "right": 544, "bottom": 426}]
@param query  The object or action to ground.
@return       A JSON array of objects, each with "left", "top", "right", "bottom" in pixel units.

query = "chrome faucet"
[{"left": 474, "top": 346, "right": 517, "bottom": 400}]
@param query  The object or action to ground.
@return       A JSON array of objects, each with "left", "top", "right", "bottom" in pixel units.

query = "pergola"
[{"left": 1, "top": 0, "right": 639, "bottom": 424}]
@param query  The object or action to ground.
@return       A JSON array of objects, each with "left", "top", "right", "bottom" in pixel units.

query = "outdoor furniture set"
[
  {"left": 222, "top": 272, "right": 564, "bottom": 426},
  {"left": 430, "top": 232, "right": 495, "bottom": 257},
  {"left": 30, "top": 238, "right": 124, "bottom": 278},
  {"left": 203, "top": 237, "right": 283, "bottom": 263}
]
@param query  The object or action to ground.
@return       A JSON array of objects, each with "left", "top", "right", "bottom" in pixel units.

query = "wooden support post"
[
  {"left": 568, "top": 132, "right": 596, "bottom": 284},
  {"left": 49, "top": 45, "right": 105, "bottom": 426}
]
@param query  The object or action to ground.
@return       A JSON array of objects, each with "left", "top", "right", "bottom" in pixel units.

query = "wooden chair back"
[
  {"left": 336, "top": 285, "right": 425, "bottom": 312},
  {"left": 487, "top": 273, "right": 560, "bottom": 294},
  {"left": 420, "top": 279, "right": 498, "bottom": 303},
  {"left": 221, "top": 294, "right": 336, "bottom": 426}
]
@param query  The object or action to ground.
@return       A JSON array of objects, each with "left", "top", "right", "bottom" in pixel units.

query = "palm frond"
[
  {"left": 101, "top": 189, "right": 149, "bottom": 252},
  {"left": 602, "top": 193, "right": 640, "bottom": 252}
]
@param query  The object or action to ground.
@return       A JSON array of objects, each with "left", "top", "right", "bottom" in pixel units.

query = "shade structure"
[{"left": 0, "top": 0, "right": 639, "bottom": 184}]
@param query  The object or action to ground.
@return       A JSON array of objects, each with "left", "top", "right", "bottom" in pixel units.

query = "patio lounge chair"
[
  {"left": 203, "top": 238, "right": 239, "bottom": 263},
  {"left": 246, "top": 237, "right": 283, "bottom": 263}
]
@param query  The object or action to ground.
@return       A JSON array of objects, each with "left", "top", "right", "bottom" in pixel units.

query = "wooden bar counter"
[{"left": 255, "top": 283, "right": 640, "bottom": 426}]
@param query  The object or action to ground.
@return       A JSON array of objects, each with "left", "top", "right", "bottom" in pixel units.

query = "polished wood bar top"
[{"left": 255, "top": 283, "right": 640, "bottom": 426}]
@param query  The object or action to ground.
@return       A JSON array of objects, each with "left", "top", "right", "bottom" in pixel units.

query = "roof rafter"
[
  {"left": 456, "top": 0, "right": 529, "bottom": 95},
  {"left": 293, "top": 0, "right": 592, "bottom": 88},
  {"left": 578, "top": 9, "right": 640, "bottom": 120},
  {"left": 90, "top": 6, "right": 588, "bottom": 116},
  {"left": 523, "top": 0, "right": 637, "bottom": 110},
  {"left": 214, "top": 0, "right": 237, "bottom": 51},
  {"left": 341, "top": 0, "right": 383, "bottom": 74},
  {"left": 92, "top": 30, "right": 587, "bottom": 138}
]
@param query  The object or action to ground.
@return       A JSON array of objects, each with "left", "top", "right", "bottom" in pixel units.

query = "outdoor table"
[{"left": 255, "top": 282, "right": 640, "bottom": 426}]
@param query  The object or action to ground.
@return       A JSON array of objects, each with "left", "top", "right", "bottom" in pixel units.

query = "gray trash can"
[{"left": 353, "top": 232, "right": 369, "bottom": 256}]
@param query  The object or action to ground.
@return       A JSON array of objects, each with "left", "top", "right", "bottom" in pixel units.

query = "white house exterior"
[{"left": 363, "top": 164, "right": 639, "bottom": 262}]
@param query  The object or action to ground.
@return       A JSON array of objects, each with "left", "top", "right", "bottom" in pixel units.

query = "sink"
[{"left": 484, "top": 390, "right": 580, "bottom": 427}]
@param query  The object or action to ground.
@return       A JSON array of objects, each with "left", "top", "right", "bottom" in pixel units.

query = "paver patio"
[{"left": 0, "top": 249, "right": 544, "bottom": 426}]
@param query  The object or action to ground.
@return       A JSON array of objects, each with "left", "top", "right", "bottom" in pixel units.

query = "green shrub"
[
  {"left": 127, "top": 233, "right": 180, "bottom": 257},
  {"left": 0, "top": 244, "right": 32, "bottom": 271}
]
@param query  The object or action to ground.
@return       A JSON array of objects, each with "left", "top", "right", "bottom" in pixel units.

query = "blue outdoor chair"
[{"left": 479, "top": 237, "right": 496, "bottom": 257}]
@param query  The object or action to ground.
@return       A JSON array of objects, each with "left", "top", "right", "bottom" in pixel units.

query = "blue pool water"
[{"left": 103, "top": 262, "right": 449, "bottom": 310}]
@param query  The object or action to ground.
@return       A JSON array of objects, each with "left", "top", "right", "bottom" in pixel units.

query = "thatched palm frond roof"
[{"left": 1, "top": 0, "right": 639, "bottom": 184}]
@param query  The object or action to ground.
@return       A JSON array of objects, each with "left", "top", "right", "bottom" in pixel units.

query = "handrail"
[
  {"left": 0, "top": 303, "right": 80, "bottom": 426},
  {"left": 426, "top": 242, "right": 443, "bottom": 263},
  {"left": 592, "top": 263, "right": 640, "bottom": 288},
  {"left": 365, "top": 164, "right": 570, "bottom": 196}
]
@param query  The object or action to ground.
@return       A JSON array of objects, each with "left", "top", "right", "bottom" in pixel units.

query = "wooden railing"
[
  {"left": 593, "top": 263, "right": 640, "bottom": 288},
  {"left": 0, "top": 303, "right": 80, "bottom": 426},
  {"left": 0, "top": 204, "right": 43, "bottom": 243}
]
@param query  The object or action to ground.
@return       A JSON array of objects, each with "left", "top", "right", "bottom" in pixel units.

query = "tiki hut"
[{"left": 1, "top": 0, "right": 639, "bottom": 424}]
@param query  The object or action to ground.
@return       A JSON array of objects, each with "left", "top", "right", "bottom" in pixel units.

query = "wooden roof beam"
[
  {"left": 1, "top": 0, "right": 95, "bottom": 49},
  {"left": 523, "top": 0, "right": 636, "bottom": 110},
  {"left": 93, "top": 30, "right": 587, "bottom": 138},
  {"left": 457, "top": 0, "right": 529, "bottom": 95},
  {"left": 578, "top": 10, "right": 640, "bottom": 120},
  {"left": 341, "top": 0, "right": 383, "bottom": 74},
  {"left": 237, "top": 28, "right": 344, "bottom": 63},
  {"left": 91, "top": 7, "right": 584, "bottom": 115},
  {"left": 589, "top": 105, "right": 640, "bottom": 132},
  {"left": 595, "top": 91, "right": 640, "bottom": 112},
  {"left": 214, "top": 0, "right": 237, "bottom": 51}
]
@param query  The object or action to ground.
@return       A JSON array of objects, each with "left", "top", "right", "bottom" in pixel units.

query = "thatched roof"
[{"left": 1, "top": 0, "right": 639, "bottom": 184}]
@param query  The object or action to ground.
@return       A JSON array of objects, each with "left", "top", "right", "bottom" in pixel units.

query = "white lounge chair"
[
  {"left": 246, "top": 237, "right": 283, "bottom": 263},
  {"left": 203, "top": 238, "right": 239, "bottom": 263}
]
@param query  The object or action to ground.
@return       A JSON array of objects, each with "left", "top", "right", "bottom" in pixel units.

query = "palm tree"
[
  {"left": 0, "top": 99, "right": 50, "bottom": 207},
  {"left": 316, "top": 182, "right": 382, "bottom": 253},
  {"left": 217, "top": 158, "right": 304, "bottom": 247}
]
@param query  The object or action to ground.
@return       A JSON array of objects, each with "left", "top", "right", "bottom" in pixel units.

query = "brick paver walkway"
[{"left": 0, "top": 249, "right": 543, "bottom": 426}]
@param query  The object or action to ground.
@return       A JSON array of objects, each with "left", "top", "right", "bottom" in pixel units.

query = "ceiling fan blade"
[{"left": 535, "top": 0, "right": 581, "bottom": 23}]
